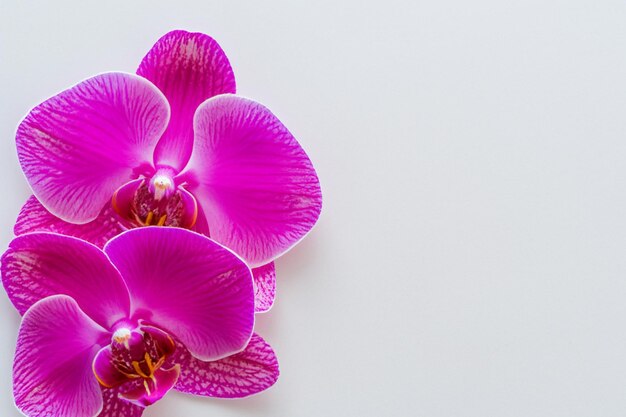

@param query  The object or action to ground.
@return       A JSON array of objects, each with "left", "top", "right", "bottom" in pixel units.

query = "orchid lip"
[
  {"left": 111, "top": 172, "right": 198, "bottom": 229},
  {"left": 93, "top": 325, "right": 178, "bottom": 405}
]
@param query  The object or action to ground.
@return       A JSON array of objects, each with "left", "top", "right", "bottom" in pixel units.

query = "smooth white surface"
[{"left": 2, "top": 1, "right": 626, "bottom": 416}]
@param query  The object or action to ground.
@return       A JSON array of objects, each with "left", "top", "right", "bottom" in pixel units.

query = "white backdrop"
[{"left": 2, "top": 1, "right": 626, "bottom": 416}]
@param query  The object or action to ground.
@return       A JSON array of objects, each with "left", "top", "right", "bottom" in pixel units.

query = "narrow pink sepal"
[{"left": 138, "top": 30, "right": 236, "bottom": 170}]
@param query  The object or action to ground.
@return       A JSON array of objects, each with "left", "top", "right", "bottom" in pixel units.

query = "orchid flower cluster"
[{"left": 1, "top": 31, "right": 321, "bottom": 417}]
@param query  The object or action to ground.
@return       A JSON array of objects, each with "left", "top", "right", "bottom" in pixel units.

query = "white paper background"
[{"left": 2, "top": 1, "right": 626, "bottom": 416}]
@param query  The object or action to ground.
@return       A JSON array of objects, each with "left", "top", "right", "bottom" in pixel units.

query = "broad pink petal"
[
  {"left": 14, "top": 295, "right": 108, "bottom": 417},
  {"left": 104, "top": 227, "right": 254, "bottom": 361},
  {"left": 137, "top": 30, "right": 236, "bottom": 170},
  {"left": 16, "top": 72, "right": 169, "bottom": 223},
  {"left": 173, "top": 333, "right": 279, "bottom": 398},
  {"left": 185, "top": 95, "right": 322, "bottom": 267},
  {"left": 119, "top": 365, "right": 180, "bottom": 407},
  {"left": 15, "top": 195, "right": 128, "bottom": 248},
  {"left": 2, "top": 232, "right": 130, "bottom": 329},
  {"left": 99, "top": 387, "right": 144, "bottom": 417},
  {"left": 252, "top": 262, "right": 276, "bottom": 313}
]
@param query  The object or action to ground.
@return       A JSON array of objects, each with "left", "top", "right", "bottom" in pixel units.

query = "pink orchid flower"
[
  {"left": 15, "top": 30, "right": 322, "bottom": 312},
  {"left": 1, "top": 227, "right": 279, "bottom": 417}
]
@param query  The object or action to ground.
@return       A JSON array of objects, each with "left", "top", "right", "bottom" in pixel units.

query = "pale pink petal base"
[
  {"left": 13, "top": 295, "right": 108, "bottom": 417},
  {"left": 15, "top": 195, "right": 128, "bottom": 248},
  {"left": 98, "top": 387, "right": 144, "bottom": 417},
  {"left": 173, "top": 333, "right": 279, "bottom": 398},
  {"left": 186, "top": 95, "right": 322, "bottom": 267},
  {"left": 252, "top": 262, "right": 276, "bottom": 313}
]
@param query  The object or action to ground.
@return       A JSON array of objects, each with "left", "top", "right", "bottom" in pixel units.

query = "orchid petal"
[
  {"left": 252, "top": 262, "right": 276, "bottom": 313},
  {"left": 16, "top": 72, "right": 169, "bottom": 224},
  {"left": 173, "top": 333, "right": 279, "bottom": 398},
  {"left": 104, "top": 227, "right": 254, "bottom": 361},
  {"left": 14, "top": 295, "right": 108, "bottom": 417},
  {"left": 2, "top": 232, "right": 130, "bottom": 329},
  {"left": 15, "top": 195, "right": 128, "bottom": 248},
  {"left": 185, "top": 95, "right": 322, "bottom": 267},
  {"left": 137, "top": 30, "right": 236, "bottom": 170},
  {"left": 99, "top": 387, "right": 144, "bottom": 417}
]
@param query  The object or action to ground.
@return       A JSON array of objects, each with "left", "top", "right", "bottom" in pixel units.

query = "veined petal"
[
  {"left": 252, "top": 262, "right": 276, "bottom": 313},
  {"left": 14, "top": 295, "right": 108, "bottom": 417},
  {"left": 16, "top": 72, "right": 170, "bottom": 224},
  {"left": 1, "top": 232, "right": 130, "bottom": 329},
  {"left": 104, "top": 227, "right": 255, "bottom": 361},
  {"left": 173, "top": 333, "right": 279, "bottom": 398},
  {"left": 98, "top": 387, "right": 144, "bottom": 417},
  {"left": 186, "top": 204, "right": 273, "bottom": 312},
  {"left": 137, "top": 30, "right": 236, "bottom": 170},
  {"left": 15, "top": 195, "right": 128, "bottom": 248},
  {"left": 185, "top": 95, "right": 322, "bottom": 267}
]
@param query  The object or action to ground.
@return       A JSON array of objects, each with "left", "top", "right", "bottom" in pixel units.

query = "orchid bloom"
[
  {"left": 1, "top": 227, "right": 278, "bottom": 417},
  {"left": 15, "top": 30, "right": 322, "bottom": 312}
]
